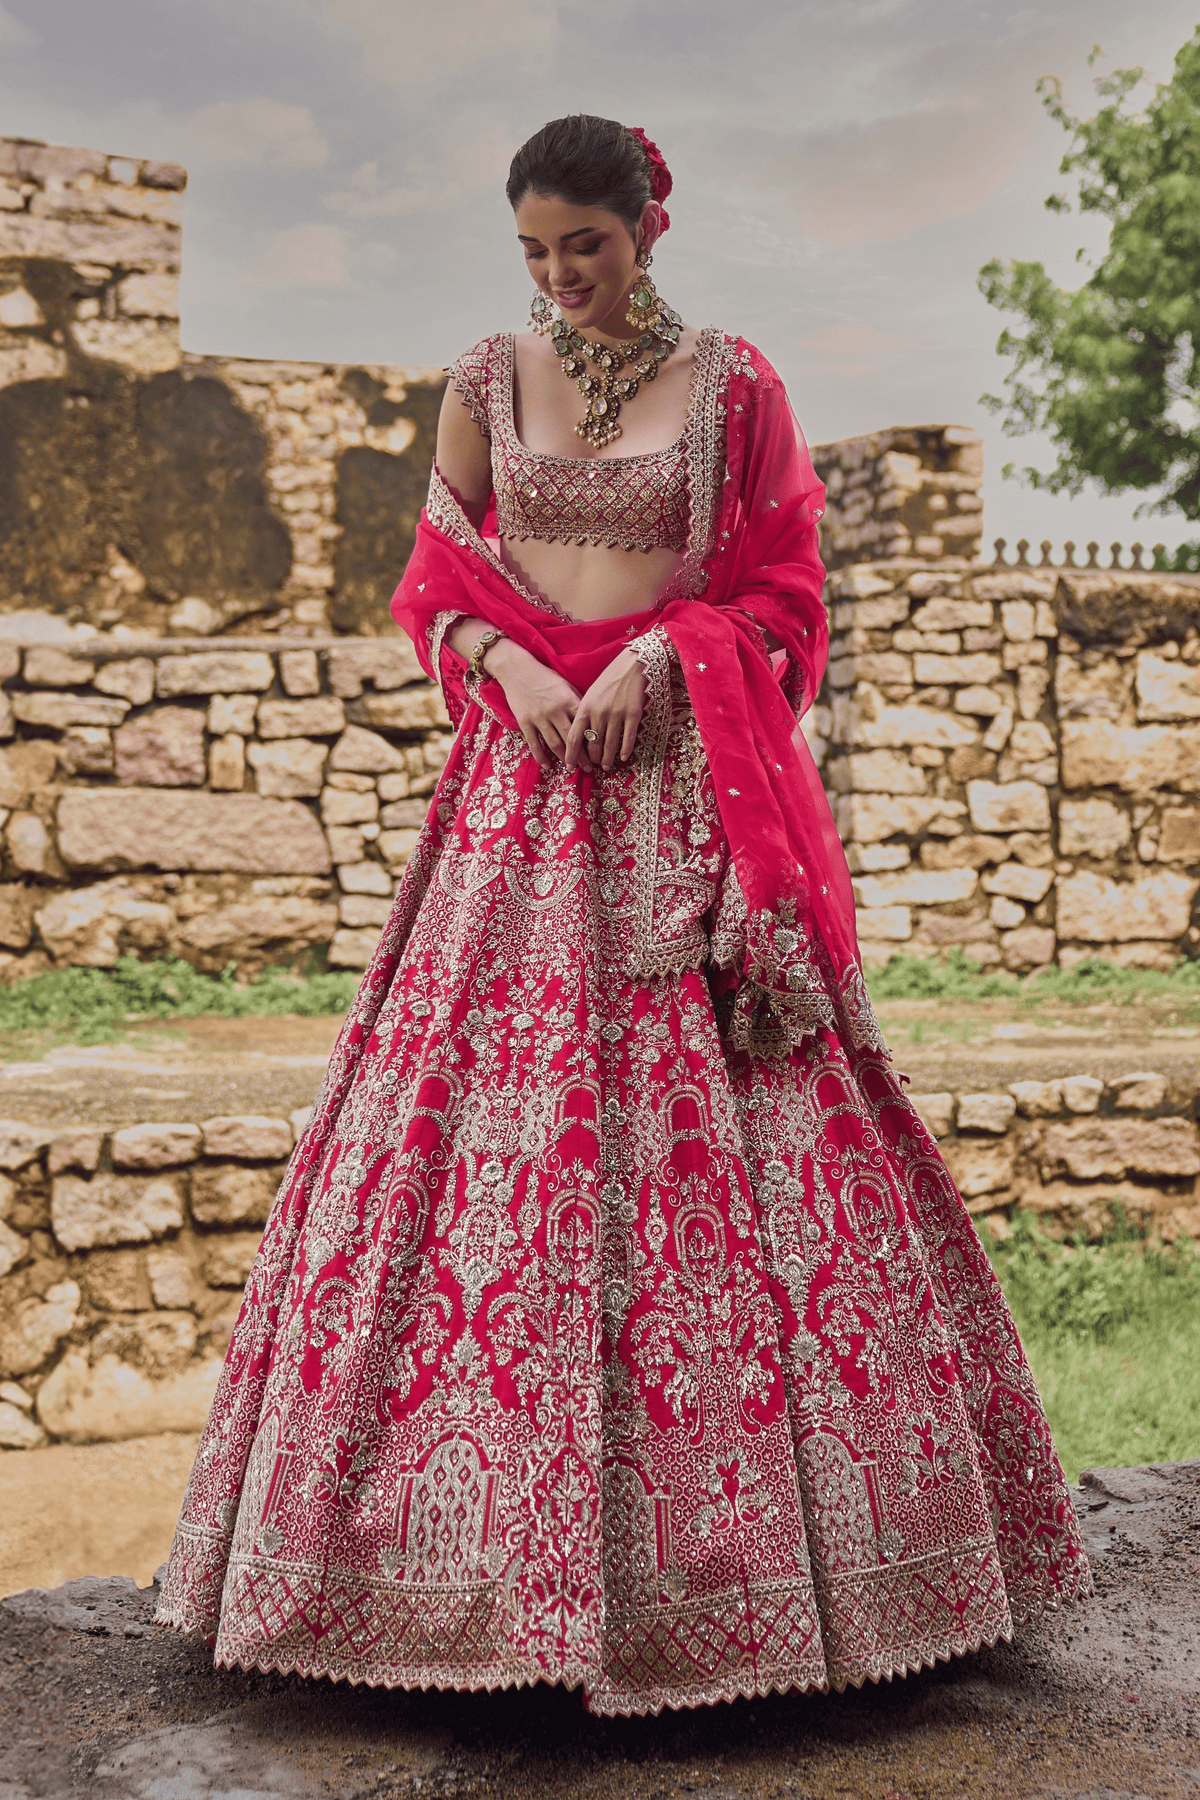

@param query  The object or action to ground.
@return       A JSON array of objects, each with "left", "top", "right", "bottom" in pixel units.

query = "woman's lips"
[{"left": 555, "top": 287, "right": 593, "bottom": 309}]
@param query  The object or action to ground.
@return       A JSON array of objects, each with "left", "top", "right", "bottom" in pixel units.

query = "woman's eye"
[{"left": 524, "top": 249, "right": 547, "bottom": 261}]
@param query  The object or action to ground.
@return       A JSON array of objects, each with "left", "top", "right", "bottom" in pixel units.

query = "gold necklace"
[{"left": 529, "top": 271, "right": 682, "bottom": 449}]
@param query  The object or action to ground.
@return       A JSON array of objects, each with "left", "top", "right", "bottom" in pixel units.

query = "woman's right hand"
[{"left": 449, "top": 620, "right": 580, "bottom": 770}]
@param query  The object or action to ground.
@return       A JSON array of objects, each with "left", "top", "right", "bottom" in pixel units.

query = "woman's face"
[{"left": 514, "top": 193, "right": 659, "bottom": 336}]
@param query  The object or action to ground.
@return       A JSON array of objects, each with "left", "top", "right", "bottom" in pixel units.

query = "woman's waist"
[{"left": 498, "top": 536, "right": 682, "bottom": 624}]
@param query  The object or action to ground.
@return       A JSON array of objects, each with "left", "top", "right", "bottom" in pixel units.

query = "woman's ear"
[{"left": 638, "top": 201, "right": 663, "bottom": 254}]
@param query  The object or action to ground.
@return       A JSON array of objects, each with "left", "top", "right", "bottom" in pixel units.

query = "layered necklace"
[{"left": 529, "top": 264, "right": 683, "bottom": 450}]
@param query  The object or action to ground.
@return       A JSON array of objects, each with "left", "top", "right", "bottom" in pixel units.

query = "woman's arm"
[
  {"left": 447, "top": 616, "right": 582, "bottom": 772},
  {"left": 435, "top": 384, "right": 492, "bottom": 530}
]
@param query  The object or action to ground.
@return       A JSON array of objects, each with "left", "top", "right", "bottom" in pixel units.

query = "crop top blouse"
[{"left": 449, "top": 330, "right": 699, "bottom": 555}]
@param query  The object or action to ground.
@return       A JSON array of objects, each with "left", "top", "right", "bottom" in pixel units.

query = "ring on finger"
[{"left": 582, "top": 728, "right": 598, "bottom": 743}]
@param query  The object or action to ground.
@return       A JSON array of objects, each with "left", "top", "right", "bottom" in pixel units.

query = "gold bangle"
[{"left": 466, "top": 628, "right": 503, "bottom": 685}]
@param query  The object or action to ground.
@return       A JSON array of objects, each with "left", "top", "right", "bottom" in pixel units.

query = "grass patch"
[
  {"left": 868, "top": 947, "right": 1200, "bottom": 1007},
  {"left": 987, "top": 1212, "right": 1200, "bottom": 1481},
  {"left": 0, "top": 956, "right": 359, "bottom": 1046}
]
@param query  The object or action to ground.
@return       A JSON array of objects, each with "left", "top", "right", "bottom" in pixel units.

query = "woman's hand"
[
  {"left": 564, "top": 648, "right": 646, "bottom": 773},
  {"left": 482, "top": 637, "right": 582, "bottom": 771}
]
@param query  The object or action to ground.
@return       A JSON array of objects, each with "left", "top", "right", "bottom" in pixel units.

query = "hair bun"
[{"left": 626, "top": 126, "right": 672, "bottom": 233}]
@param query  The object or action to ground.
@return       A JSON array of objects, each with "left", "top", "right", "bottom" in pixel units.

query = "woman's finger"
[
  {"left": 562, "top": 711, "right": 591, "bottom": 771},
  {"left": 601, "top": 713, "right": 623, "bottom": 772},
  {"left": 619, "top": 706, "right": 641, "bottom": 763},
  {"left": 521, "top": 723, "right": 550, "bottom": 770}
]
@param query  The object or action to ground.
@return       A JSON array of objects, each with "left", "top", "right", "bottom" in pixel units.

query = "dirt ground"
[{"left": 0, "top": 1462, "right": 1195, "bottom": 1800}]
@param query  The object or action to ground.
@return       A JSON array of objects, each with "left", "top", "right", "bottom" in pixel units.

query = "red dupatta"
[{"left": 393, "top": 334, "right": 881, "bottom": 1056}]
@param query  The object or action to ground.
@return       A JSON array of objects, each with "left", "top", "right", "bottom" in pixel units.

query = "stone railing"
[
  {"left": 817, "top": 561, "right": 1200, "bottom": 971},
  {"left": 0, "top": 1111, "right": 301, "bottom": 1450},
  {"left": 0, "top": 635, "right": 452, "bottom": 977},
  {"left": 909, "top": 1069, "right": 1200, "bottom": 1247}
]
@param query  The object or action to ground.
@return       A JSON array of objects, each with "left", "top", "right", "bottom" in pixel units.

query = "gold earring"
[
  {"left": 636, "top": 245, "right": 653, "bottom": 270},
  {"left": 529, "top": 291, "right": 554, "bottom": 335},
  {"left": 625, "top": 259, "right": 659, "bottom": 331}
]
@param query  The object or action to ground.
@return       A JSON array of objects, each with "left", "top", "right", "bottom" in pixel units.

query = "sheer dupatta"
[{"left": 393, "top": 337, "right": 881, "bottom": 1055}]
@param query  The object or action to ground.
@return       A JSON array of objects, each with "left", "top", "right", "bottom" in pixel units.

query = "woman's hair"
[{"left": 506, "top": 115, "right": 657, "bottom": 229}]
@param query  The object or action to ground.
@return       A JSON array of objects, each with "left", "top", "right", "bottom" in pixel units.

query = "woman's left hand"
[{"left": 564, "top": 648, "right": 647, "bottom": 772}]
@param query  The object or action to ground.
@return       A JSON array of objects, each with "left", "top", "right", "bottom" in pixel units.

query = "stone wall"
[
  {"left": 0, "top": 1111, "right": 302, "bottom": 1449},
  {"left": 0, "top": 635, "right": 452, "bottom": 978},
  {"left": 812, "top": 425, "right": 985, "bottom": 569},
  {"left": 816, "top": 559, "right": 1200, "bottom": 971},
  {"left": 1, "top": 135, "right": 444, "bottom": 638}
]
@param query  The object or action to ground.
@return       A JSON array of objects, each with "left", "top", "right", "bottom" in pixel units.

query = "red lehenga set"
[{"left": 156, "top": 328, "right": 1089, "bottom": 1714}]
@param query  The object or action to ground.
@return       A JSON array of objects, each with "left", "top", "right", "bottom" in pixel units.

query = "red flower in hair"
[{"left": 627, "top": 125, "right": 672, "bottom": 234}]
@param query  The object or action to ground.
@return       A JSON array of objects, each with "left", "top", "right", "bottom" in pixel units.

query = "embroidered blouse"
[{"left": 449, "top": 330, "right": 709, "bottom": 555}]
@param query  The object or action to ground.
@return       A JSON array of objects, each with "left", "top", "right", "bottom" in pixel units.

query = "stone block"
[
  {"left": 907, "top": 1092, "right": 954, "bottom": 1138},
  {"left": 1009, "top": 832, "right": 1053, "bottom": 867},
  {"left": 1000, "top": 924, "right": 1056, "bottom": 971},
  {"left": 6, "top": 812, "right": 52, "bottom": 875},
  {"left": 328, "top": 926, "right": 383, "bottom": 967},
  {"left": 1056, "top": 869, "right": 1197, "bottom": 942},
  {"left": 837, "top": 793, "right": 965, "bottom": 844},
  {"left": 837, "top": 750, "right": 927, "bottom": 795},
  {"left": 846, "top": 843, "right": 911, "bottom": 873},
  {"left": 981, "top": 862, "right": 1055, "bottom": 903},
  {"left": 991, "top": 895, "right": 1025, "bottom": 930},
  {"left": 833, "top": 594, "right": 912, "bottom": 630},
  {"left": 941, "top": 1139, "right": 1015, "bottom": 1199},
  {"left": 94, "top": 658, "right": 155, "bottom": 705},
  {"left": 0, "top": 1219, "right": 27, "bottom": 1280},
  {"left": 949, "top": 746, "right": 998, "bottom": 783},
  {"left": 12, "top": 692, "right": 128, "bottom": 728},
  {"left": 1136, "top": 651, "right": 1200, "bottom": 721},
  {"left": 58, "top": 726, "right": 114, "bottom": 776},
  {"left": 325, "top": 642, "right": 425, "bottom": 697},
  {"left": 913, "top": 653, "right": 1002, "bottom": 686},
  {"left": 1020, "top": 1183, "right": 1141, "bottom": 1242},
  {"left": 0, "top": 742, "right": 55, "bottom": 811},
  {"left": 830, "top": 568, "right": 901, "bottom": 600},
  {"left": 337, "top": 861, "right": 393, "bottom": 896},
  {"left": 1010, "top": 1080, "right": 1063, "bottom": 1118},
  {"left": 1008, "top": 720, "right": 1054, "bottom": 762},
  {"left": 0, "top": 1280, "right": 80, "bottom": 1378},
  {"left": 999, "top": 600, "right": 1036, "bottom": 642},
  {"left": 36, "top": 1345, "right": 222, "bottom": 1443},
  {"left": 208, "top": 693, "right": 259, "bottom": 735},
  {"left": 376, "top": 772, "right": 410, "bottom": 802},
  {"left": 280, "top": 650, "right": 320, "bottom": 696},
  {"left": 1158, "top": 808, "right": 1200, "bottom": 862},
  {"left": 257, "top": 696, "right": 345, "bottom": 739},
  {"left": 36, "top": 879, "right": 172, "bottom": 967},
  {"left": 326, "top": 825, "right": 365, "bottom": 863},
  {"left": 832, "top": 689, "right": 977, "bottom": 751},
  {"left": 173, "top": 894, "right": 335, "bottom": 960},
  {"left": 854, "top": 905, "right": 911, "bottom": 941},
  {"left": 965, "top": 780, "right": 1051, "bottom": 834},
  {"left": 1060, "top": 721, "right": 1200, "bottom": 793},
  {"left": 1061, "top": 1076, "right": 1103, "bottom": 1114},
  {"left": 200, "top": 1116, "right": 293, "bottom": 1160},
  {"left": 246, "top": 737, "right": 327, "bottom": 798},
  {"left": 918, "top": 835, "right": 1007, "bottom": 871},
  {"left": 47, "top": 1130, "right": 104, "bottom": 1176},
  {"left": 851, "top": 867, "right": 978, "bottom": 908},
  {"left": 1041, "top": 1117, "right": 1200, "bottom": 1181},
  {"left": 52, "top": 1173, "right": 184, "bottom": 1251},
  {"left": 58, "top": 789, "right": 332, "bottom": 874},
  {"left": 23, "top": 648, "right": 95, "bottom": 686},
  {"left": 321, "top": 787, "right": 379, "bottom": 825},
  {"left": 1109, "top": 1072, "right": 1168, "bottom": 1111},
  {"left": 1059, "top": 797, "right": 1131, "bottom": 859},
  {"left": 953, "top": 685, "right": 1006, "bottom": 717},
  {"left": 80, "top": 1248, "right": 152, "bottom": 1314},
  {"left": 208, "top": 733, "right": 245, "bottom": 790},
  {"left": 113, "top": 706, "right": 206, "bottom": 786},
  {"left": 969, "top": 572, "right": 1056, "bottom": 601},
  {"left": 1059, "top": 939, "right": 1180, "bottom": 972},
  {"left": 0, "top": 884, "right": 35, "bottom": 950},
  {"left": 0, "top": 1122, "right": 51, "bottom": 1171},
  {"left": 339, "top": 894, "right": 392, "bottom": 927},
  {"left": 190, "top": 1162, "right": 282, "bottom": 1227},
  {"left": 1055, "top": 655, "right": 1132, "bottom": 722},
  {"left": 111, "top": 1123, "right": 201, "bottom": 1170},
  {"left": 330, "top": 726, "right": 407, "bottom": 774},
  {"left": 980, "top": 709, "right": 1013, "bottom": 754},
  {"left": 146, "top": 1247, "right": 195, "bottom": 1309},
  {"left": 909, "top": 599, "right": 993, "bottom": 631},
  {"left": 156, "top": 653, "right": 273, "bottom": 697},
  {"left": 346, "top": 689, "right": 450, "bottom": 731},
  {"left": 377, "top": 828, "right": 421, "bottom": 866},
  {"left": 1002, "top": 641, "right": 1048, "bottom": 671},
  {"left": 0, "top": 1400, "right": 45, "bottom": 1449},
  {"left": 957, "top": 1092, "right": 1017, "bottom": 1134},
  {"left": 201, "top": 1230, "right": 262, "bottom": 1288}
]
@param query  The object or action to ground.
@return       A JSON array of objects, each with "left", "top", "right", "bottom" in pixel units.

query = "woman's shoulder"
[
  {"left": 447, "top": 330, "right": 512, "bottom": 378},
  {"left": 713, "top": 331, "right": 786, "bottom": 391}
]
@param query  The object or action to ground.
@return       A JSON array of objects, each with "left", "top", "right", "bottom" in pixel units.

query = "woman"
[{"left": 157, "top": 116, "right": 1088, "bottom": 1716}]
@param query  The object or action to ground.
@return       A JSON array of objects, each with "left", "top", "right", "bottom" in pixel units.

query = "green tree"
[{"left": 979, "top": 28, "right": 1200, "bottom": 554}]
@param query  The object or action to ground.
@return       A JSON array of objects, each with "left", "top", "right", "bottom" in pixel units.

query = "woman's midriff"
[{"left": 498, "top": 535, "right": 684, "bottom": 623}]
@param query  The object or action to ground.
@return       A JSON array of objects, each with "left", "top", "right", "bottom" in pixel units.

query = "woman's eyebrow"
[{"left": 516, "top": 228, "right": 607, "bottom": 244}]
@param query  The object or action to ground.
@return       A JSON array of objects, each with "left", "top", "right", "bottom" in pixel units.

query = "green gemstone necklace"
[{"left": 529, "top": 271, "right": 683, "bottom": 450}]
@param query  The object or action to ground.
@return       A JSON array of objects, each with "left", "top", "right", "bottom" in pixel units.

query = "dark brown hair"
[{"left": 506, "top": 115, "right": 655, "bottom": 230}]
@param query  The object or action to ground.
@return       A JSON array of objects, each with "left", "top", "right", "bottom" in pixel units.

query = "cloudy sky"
[{"left": 3, "top": 0, "right": 1199, "bottom": 556}]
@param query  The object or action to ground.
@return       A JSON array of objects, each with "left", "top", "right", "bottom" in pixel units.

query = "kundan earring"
[
  {"left": 529, "top": 291, "right": 554, "bottom": 335},
  {"left": 625, "top": 253, "right": 660, "bottom": 332}
]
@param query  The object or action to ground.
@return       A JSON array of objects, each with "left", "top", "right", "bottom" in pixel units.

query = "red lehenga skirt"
[{"left": 155, "top": 663, "right": 1090, "bottom": 1716}]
